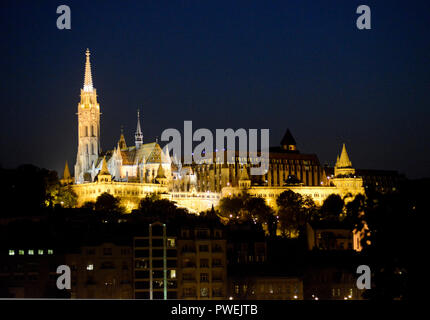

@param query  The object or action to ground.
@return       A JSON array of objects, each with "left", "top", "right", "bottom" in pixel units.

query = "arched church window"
[
  {"left": 85, "top": 126, "right": 88, "bottom": 137},
  {"left": 91, "top": 125, "right": 95, "bottom": 137},
  {"left": 86, "top": 144, "right": 89, "bottom": 154}
]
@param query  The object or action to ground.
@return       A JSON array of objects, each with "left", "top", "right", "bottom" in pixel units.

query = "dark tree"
[
  {"left": 244, "top": 196, "right": 277, "bottom": 237},
  {"left": 218, "top": 192, "right": 250, "bottom": 220},
  {"left": 138, "top": 195, "right": 186, "bottom": 218},
  {"left": 95, "top": 192, "right": 123, "bottom": 213},
  {"left": 276, "top": 190, "right": 304, "bottom": 237},
  {"left": 320, "top": 194, "right": 344, "bottom": 221}
]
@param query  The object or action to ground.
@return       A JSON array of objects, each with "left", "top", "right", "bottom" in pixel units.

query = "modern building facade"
[
  {"left": 177, "top": 224, "right": 227, "bottom": 299},
  {"left": 65, "top": 242, "right": 133, "bottom": 299},
  {"left": 133, "top": 223, "right": 178, "bottom": 299}
]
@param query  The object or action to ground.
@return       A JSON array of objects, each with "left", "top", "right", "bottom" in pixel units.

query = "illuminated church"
[
  {"left": 73, "top": 49, "right": 172, "bottom": 187},
  {"left": 68, "top": 50, "right": 365, "bottom": 212}
]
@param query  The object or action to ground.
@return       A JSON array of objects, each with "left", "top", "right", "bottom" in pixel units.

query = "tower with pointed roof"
[
  {"left": 334, "top": 143, "right": 355, "bottom": 177},
  {"left": 118, "top": 126, "right": 127, "bottom": 150},
  {"left": 331, "top": 143, "right": 364, "bottom": 198},
  {"left": 156, "top": 163, "right": 168, "bottom": 185},
  {"left": 238, "top": 165, "right": 251, "bottom": 189},
  {"left": 97, "top": 157, "right": 112, "bottom": 183},
  {"left": 280, "top": 129, "right": 298, "bottom": 152},
  {"left": 135, "top": 109, "right": 143, "bottom": 149},
  {"left": 60, "top": 161, "right": 73, "bottom": 185},
  {"left": 74, "top": 49, "right": 101, "bottom": 183}
]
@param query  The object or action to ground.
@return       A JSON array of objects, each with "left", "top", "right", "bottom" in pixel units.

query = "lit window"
[
  {"left": 167, "top": 238, "right": 176, "bottom": 248},
  {"left": 9, "top": 250, "right": 15, "bottom": 256},
  {"left": 87, "top": 264, "right": 94, "bottom": 271},
  {"left": 38, "top": 250, "right": 44, "bottom": 255},
  {"left": 19, "top": 250, "right": 25, "bottom": 255},
  {"left": 170, "top": 270, "right": 176, "bottom": 279},
  {"left": 47, "top": 249, "right": 53, "bottom": 255},
  {"left": 28, "top": 250, "right": 34, "bottom": 255},
  {"left": 200, "top": 287, "right": 209, "bottom": 297}
]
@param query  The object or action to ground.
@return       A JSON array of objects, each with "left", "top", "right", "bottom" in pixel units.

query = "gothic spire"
[
  {"left": 83, "top": 49, "right": 93, "bottom": 92},
  {"left": 135, "top": 109, "right": 143, "bottom": 148}
]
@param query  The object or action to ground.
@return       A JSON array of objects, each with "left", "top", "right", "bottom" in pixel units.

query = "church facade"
[{"left": 68, "top": 50, "right": 364, "bottom": 212}]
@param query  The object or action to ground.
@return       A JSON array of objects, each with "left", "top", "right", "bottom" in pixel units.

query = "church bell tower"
[{"left": 74, "top": 49, "right": 101, "bottom": 183}]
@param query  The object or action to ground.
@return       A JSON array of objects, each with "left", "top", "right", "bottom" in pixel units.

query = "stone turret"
[
  {"left": 331, "top": 144, "right": 364, "bottom": 199},
  {"left": 334, "top": 144, "right": 355, "bottom": 177},
  {"left": 238, "top": 165, "right": 251, "bottom": 189},
  {"left": 280, "top": 129, "right": 298, "bottom": 152},
  {"left": 60, "top": 161, "right": 73, "bottom": 185},
  {"left": 156, "top": 163, "right": 168, "bottom": 185},
  {"left": 97, "top": 157, "right": 111, "bottom": 183},
  {"left": 118, "top": 127, "right": 127, "bottom": 150}
]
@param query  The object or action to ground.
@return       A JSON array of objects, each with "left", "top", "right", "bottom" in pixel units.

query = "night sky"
[{"left": 1, "top": 0, "right": 429, "bottom": 178}]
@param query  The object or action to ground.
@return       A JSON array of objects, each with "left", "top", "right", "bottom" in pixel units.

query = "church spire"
[
  {"left": 135, "top": 109, "right": 143, "bottom": 149},
  {"left": 83, "top": 49, "right": 93, "bottom": 92}
]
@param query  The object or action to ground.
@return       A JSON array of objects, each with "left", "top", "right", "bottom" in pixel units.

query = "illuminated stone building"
[
  {"left": 71, "top": 50, "right": 172, "bottom": 211},
  {"left": 68, "top": 49, "right": 365, "bottom": 212}
]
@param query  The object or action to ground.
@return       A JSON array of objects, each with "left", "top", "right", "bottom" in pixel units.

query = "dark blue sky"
[{"left": 1, "top": 0, "right": 429, "bottom": 178}]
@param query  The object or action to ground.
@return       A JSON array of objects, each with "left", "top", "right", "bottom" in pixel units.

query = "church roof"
[
  {"left": 116, "top": 142, "right": 170, "bottom": 165},
  {"left": 280, "top": 129, "right": 296, "bottom": 146}
]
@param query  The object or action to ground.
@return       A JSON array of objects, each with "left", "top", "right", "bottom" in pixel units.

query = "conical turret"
[
  {"left": 338, "top": 144, "right": 352, "bottom": 168},
  {"left": 99, "top": 157, "right": 110, "bottom": 175},
  {"left": 280, "top": 129, "right": 298, "bottom": 152},
  {"left": 156, "top": 163, "right": 168, "bottom": 185},
  {"left": 97, "top": 157, "right": 112, "bottom": 183},
  {"left": 334, "top": 144, "right": 355, "bottom": 177},
  {"left": 238, "top": 165, "right": 251, "bottom": 189},
  {"left": 63, "top": 161, "right": 71, "bottom": 180},
  {"left": 61, "top": 161, "right": 73, "bottom": 185},
  {"left": 118, "top": 126, "right": 127, "bottom": 150}
]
